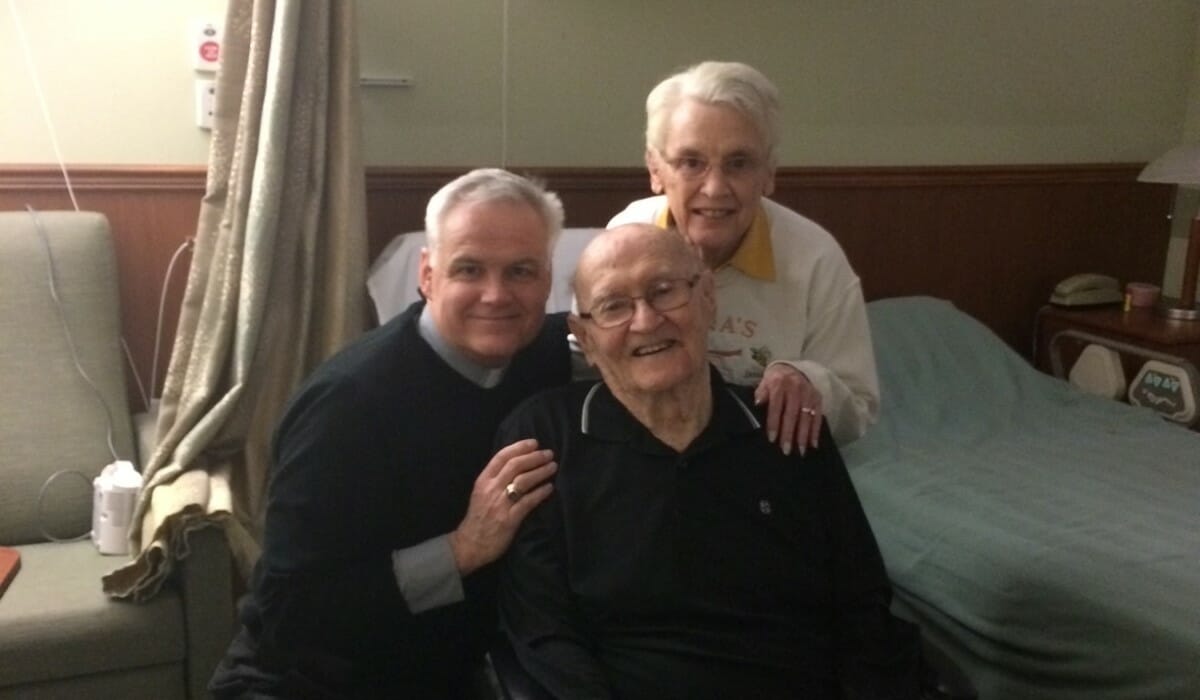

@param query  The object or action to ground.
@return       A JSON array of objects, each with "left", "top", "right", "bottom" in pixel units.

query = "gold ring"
[{"left": 505, "top": 482, "right": 522, "bottom": 503}]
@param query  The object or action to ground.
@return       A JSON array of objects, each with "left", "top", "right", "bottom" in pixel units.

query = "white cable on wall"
[
  {"left": 12, "top": 3, "right": 181, "bottom": 544},
  {"left": 151, "top": 238, "right": 194, "bottom": 400},
  {"left": 121, "top": 338, "right": 151, "bottom": 411},
  {"left": 10, "top": 0, "right": 190, "bottom": 411},
  {"left": 9, "top": 0, "right": 81, "bottom": 212}
]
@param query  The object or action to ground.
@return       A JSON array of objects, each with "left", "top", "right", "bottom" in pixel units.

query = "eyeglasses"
[
  {"left": 663, "top": 154, "right": 763, "bottom": 181},
  {"left": 578, "top": 275, "right": 701, "bottom": 328}
]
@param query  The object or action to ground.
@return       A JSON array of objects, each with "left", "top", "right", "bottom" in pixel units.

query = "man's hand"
[
  {"left": 449, "top": 439, "right": 557, "bottom": 576},
  {"left": 754, "top": 363, "right": 822, "bottom": 456}
]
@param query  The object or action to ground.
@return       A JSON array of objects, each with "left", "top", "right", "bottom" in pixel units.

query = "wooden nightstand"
[{"left": 1034, "top": 304, "right": 1200, "bottom": 428}]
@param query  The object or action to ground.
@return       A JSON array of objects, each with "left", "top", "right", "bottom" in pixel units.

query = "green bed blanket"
[{"left": 842, "top": 297, "right": 1200, "bottom": 700}]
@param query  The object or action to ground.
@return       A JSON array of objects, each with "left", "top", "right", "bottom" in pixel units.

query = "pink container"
[{"left": 1126, "top": 282, "right": 1161, "bottom": 308}]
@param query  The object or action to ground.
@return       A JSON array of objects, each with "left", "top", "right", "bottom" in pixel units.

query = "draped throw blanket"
[{"left": 104, "top": 0, "right": 367, "bottom": 601}]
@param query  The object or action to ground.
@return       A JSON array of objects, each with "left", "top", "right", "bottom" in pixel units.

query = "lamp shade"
[{"left": 1138, "top": 144, "right": 1200, "bottom": 187}]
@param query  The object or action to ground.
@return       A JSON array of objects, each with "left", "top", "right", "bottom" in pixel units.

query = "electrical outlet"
[{"left": 195, "top": 79, "right": 216, "bottom": 130}]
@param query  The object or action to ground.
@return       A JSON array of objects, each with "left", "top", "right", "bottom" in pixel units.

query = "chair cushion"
[
  {"left": 0, "top": 663, "right": 184, "bottom": 700},
  {"left": 0, "top": 540, "right": 184, "bottom": 688},
  {"left": 0, "top": 211, "right": 136, "bottom": 545}
]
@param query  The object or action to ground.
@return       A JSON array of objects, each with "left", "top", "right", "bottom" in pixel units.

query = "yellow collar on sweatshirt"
[{"left": 654, "top": 204, "right": 775, "bottom": 281}]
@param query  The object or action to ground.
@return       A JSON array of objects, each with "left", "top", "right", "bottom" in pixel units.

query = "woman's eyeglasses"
[{"left": 663, "top": 155, "right": 762, "bottom": 181}]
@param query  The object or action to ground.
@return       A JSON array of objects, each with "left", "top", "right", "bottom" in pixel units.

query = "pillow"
[{"left": 366, "top": 228, "right": 602, "bottom": 325}]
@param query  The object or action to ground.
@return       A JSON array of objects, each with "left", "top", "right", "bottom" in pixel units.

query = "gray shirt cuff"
[{"left": 391, "top": 535, "right": 465, "bottom": 613}]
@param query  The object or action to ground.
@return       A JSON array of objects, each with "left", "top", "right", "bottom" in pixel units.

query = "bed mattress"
[{"left": 843, "top": 297, "right": 1200, "bottom": 700}]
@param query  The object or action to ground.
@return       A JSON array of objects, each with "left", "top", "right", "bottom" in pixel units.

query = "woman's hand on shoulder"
[{"left": 754, "top": 363, "right": 822, "bottom": 456}]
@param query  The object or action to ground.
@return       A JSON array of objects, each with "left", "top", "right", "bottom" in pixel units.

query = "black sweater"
[{"left": 217, "top": 303, "right": 570, "bottom": 696}]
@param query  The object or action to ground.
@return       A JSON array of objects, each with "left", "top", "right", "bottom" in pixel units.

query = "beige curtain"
[{"left": 103, "top": 0, "right": 367, "bottom": 601}]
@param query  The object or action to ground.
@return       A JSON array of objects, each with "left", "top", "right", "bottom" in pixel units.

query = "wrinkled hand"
[
  {"left": 449, "top": 439, "right": 557, "bottom": 575},
  {"left": 754, "top": 363, "right": 822, "bottom": 456}
]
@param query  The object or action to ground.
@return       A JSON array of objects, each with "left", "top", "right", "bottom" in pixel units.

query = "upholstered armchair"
[{"left": 0, "top": 211, "right": 233, "bottom": 699}]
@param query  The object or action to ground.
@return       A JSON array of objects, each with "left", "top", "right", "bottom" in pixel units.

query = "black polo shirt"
[{"left": 497, "top": 369, "right": 918, "bottom": 700}]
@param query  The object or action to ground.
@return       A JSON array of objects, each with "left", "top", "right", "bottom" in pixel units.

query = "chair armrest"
[{"left": 175, "top": 524, "right": 235, "bottom": 700}]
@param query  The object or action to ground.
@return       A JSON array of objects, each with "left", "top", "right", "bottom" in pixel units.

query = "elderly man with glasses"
[
  {"left": 495, "top": 224, "right": 921, "bottom": 699},
  {"left": 609, "top": 61, "right": 879, "bottom": 451}
]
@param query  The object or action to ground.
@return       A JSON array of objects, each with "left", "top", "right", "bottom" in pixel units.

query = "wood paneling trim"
[
  {"left": 0, "top": 163, "right": 1169, "bottom": 410},
  {"left": 772, "top": 163, "right": 1149, "bottom": 187},
  {"left": 362, "top": 163, "right": 1150, "bottom": 188},
  {"left": 0, "top": 165, "right": 207, "bottom": 192},
  {"left": 2, "top": 162, "right": 1149, "bottom": 191}
]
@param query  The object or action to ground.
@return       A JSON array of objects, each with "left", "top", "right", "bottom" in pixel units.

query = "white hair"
[
  {"left": 645, "top": 61, "right": 780, "bottom": 166},
  {"left": 424, "top": 168, "right": 565, "bottom": 264}
]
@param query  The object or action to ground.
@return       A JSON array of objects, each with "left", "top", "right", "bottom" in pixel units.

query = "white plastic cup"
[{"left": 93, "top": 460, "right": 142, "bottom": 555}]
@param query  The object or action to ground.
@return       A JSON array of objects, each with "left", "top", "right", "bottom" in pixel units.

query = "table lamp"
[{"left": 1138, "top": 144, "right": 1200, "bottom": 321}]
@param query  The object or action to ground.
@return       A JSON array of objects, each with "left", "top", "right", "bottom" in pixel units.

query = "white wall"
[
  {"left": 2, "top": 1, "right": 226, "bottom": 164},
  {"left": 4, "top": 0, "right": 1199, "bottom": 293},
  {"left": 3, "top": 0, "right": 1197, "bottom": 168}
]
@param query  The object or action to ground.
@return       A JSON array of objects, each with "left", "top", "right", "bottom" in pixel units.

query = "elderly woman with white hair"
[{"left": 609, "top": 61, "right": 879, "bottom": 450}]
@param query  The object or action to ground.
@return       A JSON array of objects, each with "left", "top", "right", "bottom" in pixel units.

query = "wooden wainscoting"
[
  {"left": 367, "top": 164, "right": 1173, "bottom": 361},
  {"left": 768, "top": 165, "right": 1173, "bottom": 359},
  {"left": 1, "top": 163, "right": 1171, "bottom": 410}
]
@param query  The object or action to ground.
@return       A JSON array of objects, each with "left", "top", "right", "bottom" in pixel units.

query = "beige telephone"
[{"left": 1050, "top": 273, "right": 1123, "bottom": 306}]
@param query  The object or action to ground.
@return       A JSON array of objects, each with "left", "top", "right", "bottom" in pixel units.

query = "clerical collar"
[{"left": 418, "top": 306, "right": 508, "bottom": 388}]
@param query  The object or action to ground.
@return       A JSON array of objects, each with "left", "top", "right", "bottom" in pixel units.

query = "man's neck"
[
  {"left": 418, "top": 307, "right": 508, "bottom": 388},
  {"left": 620, "top": 375, "right": 713, "bottom": 452}
]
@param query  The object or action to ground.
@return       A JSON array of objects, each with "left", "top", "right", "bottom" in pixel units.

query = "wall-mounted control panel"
[
  {"left": 192, "top": 19, "right": 222, "bottom": 130},
  {"left": 192, "top": 20, "right": 222, "bottom": 73}
]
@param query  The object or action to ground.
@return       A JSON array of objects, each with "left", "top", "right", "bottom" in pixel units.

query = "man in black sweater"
[{"left": 210, "top": 169, "right": 572, "bottom": 698}]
